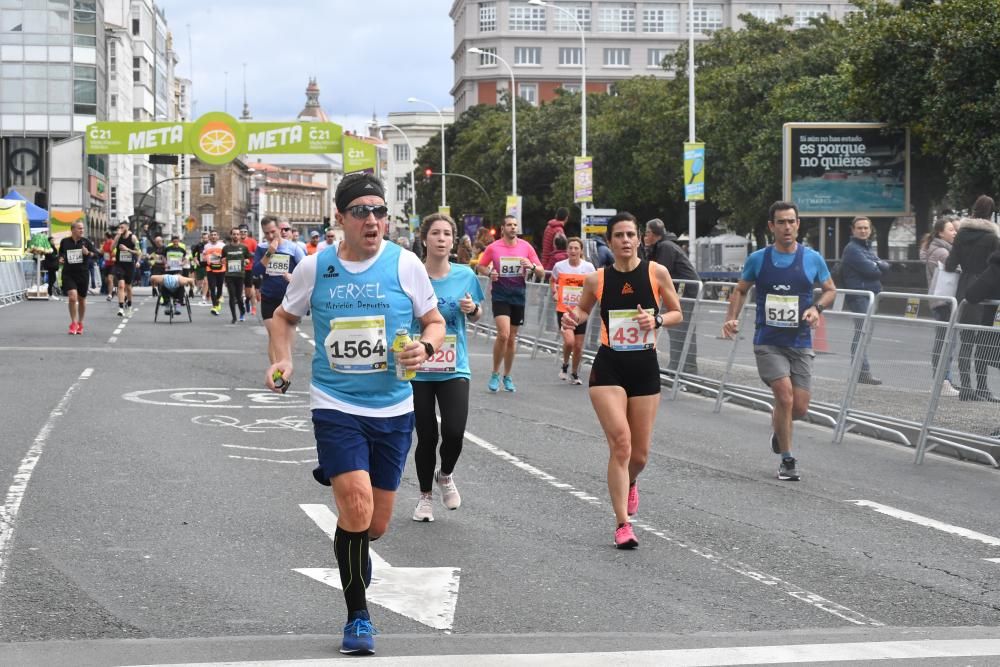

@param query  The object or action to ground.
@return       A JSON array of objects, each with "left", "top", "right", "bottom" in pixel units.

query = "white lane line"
[
  {"left": 113, "top": 328, "right": 123, "bottom": 335},
  {"left": 222, "top": 444, "right": 313, "bottom": 453},
  {"left": 0, "top": 368, "right": 93, "bottom": 592},
  {"left": 122, "top": 638, "right": 1000, "bottom": 666},
  {"left": 463, "top": 430, "right": 883, "bottom": 627},
  {"left": 107, "top": 337, "right": 118, "bottom": 344},
  {"left": 985, "top": 558, "right": 1000, "bottom": 564},
  {"left": 226, "top": 455, "right": 313, "bottom": 465},
  {"left": 846, "top": 500, "right": 1000, "bottom": 547}
]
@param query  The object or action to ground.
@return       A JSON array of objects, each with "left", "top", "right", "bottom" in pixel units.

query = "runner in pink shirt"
[{"left": 476, "top": 216, "right": 544, "bottom": 392}]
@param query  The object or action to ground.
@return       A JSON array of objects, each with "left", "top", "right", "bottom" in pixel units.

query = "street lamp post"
[
  {"left": 382, "top": 119, "right": 418, "bottom": 223},
  {"left": 407, "top": 97, "right": 447, "bottom": 209},
  {"left": 687, "top": 0, "right": 698, "bottom": 268},
  {"left": 467, "top": 48, "right": 517, "bottom": 196}
]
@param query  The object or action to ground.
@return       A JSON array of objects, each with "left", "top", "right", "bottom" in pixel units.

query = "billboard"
[
  {"left": 683, "top": 142, "right": 705, "bottom": 201},
  {"left": 783, "top": 123, "right": 909, "bottom": 217}
]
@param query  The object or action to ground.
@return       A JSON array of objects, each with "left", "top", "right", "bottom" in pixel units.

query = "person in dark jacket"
[
  {"left": 589, "top": 234, "right": 614, "bottom": 268},
  {"left": 644, "top": 218, "right": 699, "bottom": 375},
  {"left": 840, "top": 216, "right": 889, "bottom": 385},
  {"left": 945, "top": 195, "right": 1000, "bottom": 401},
  {"left": 962, "top": 251, "right": 1000, "bottom": 404},
  {"left": 541, "top": 207, "right": 569, "bottom": 271}
]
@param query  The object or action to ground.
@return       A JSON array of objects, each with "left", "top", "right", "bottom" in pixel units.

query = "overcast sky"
[{"left": 157, "top": 0, "right": 455, "bottom": 133}]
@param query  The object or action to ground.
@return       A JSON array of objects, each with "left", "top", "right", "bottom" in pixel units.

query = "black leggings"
[
  {"left": 225, "top": 276, "right": 245, "bottom": 319},
  {"left": 412, "top": 378, "right": 470, "bottom": 493},
  {"left": 207, "top": 273, "right": 224, "bottom": 307}
]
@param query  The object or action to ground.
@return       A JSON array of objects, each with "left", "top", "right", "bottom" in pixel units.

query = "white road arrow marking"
[
  {"left": 985, "top": 558, "right": 1000, "bottom": 564},
  {"left": 294, "top": 504, "right": 460, "bottom": 631}
]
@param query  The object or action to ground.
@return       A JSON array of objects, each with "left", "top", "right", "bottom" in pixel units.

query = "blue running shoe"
[
  {"left": 340, "top": 615, "right": 377, "bottom": 655},
  {"left": 502, "top": 375, "right": 516, "bottom": 392},
  {"left": 487, "top": 372, "right": 501, "bottom": 392}
]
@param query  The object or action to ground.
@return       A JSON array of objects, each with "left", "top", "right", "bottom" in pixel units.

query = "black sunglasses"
[
  {"left": 279, "top": 227, "right": 291, "bottom": 231},
  {"left": 346, "top": 204, "right": 389, "bottom": 220}
]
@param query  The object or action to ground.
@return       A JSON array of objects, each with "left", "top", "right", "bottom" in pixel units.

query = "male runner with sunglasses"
[
  {"left": 254, "top": 216, "right": 306, "bottom": 360},
  {"left": 265, "top": 173, "right": 444, "bottom": 655}
]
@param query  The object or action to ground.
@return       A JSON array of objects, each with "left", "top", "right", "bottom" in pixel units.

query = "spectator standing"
[
  {"left": 541, "top": 207, "right": 569, "bottom": 270},
  {"left": 946, "top": 195, "right": 1000, "bottom": 401},
  {"left": 840, "top": 216, "right": 889, "bottom": 385},
  {"left": 643, "top": 218, "right": 700, "bottom": 377},
  {"left": 920, "top": 216, "right": 961, "bottom": 396}
]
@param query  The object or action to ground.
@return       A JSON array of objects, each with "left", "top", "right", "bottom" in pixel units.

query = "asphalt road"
[{"left": 0, "top": 292, "right": 998, "bottom": 666}]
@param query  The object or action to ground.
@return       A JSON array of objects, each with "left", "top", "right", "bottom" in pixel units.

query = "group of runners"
[{"left": 253, "top": 169, "right": 829, "bottom": 655}]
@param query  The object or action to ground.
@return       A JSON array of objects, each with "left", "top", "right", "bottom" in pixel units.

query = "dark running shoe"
[
  {"left": 770, "top": 431, "right": 780, "bottom": 454},
  {"left": 778, "top": 457, "right": 800, "bottom": 481},
  {"left": 340, "top": 616, "right": 376, "bottom": 655}
]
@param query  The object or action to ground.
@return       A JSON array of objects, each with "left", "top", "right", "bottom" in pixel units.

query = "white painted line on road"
[
  {"left": 464, "top": 430, "right": 883, "bottom": 627},
  {"left": 113, "top": 328, "right": 123, "bottom": 335},
  {"left": 222, "top": 444, "right": 313, "bottom": 452},
  {"left": 0, "top": 367, "right": 93, "bottom": 594},
  {"left": 122, "top": 638, "right": 1000, "bottom": 666},
  {"left": 985, "top": 558, "right": 1000, "bottom": 564},
  {"left": 846, "top": 500, "right": 1000, "bottom": 547},
  {"left": 226, "top": 455, "right": 313, "bottom": 464},
  {"left": 107, "top": 337, "right": 117, "bottom": 344}
]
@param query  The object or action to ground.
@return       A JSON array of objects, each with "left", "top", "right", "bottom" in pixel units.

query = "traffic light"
[{"left": 424, "top": 167, "right": 433, "bottom": 178}]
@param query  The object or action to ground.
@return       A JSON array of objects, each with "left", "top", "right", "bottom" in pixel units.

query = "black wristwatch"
[
  {"left": 471, "top": 303, "right": 480, "bottom": 316},
  {"left": 813, "top": 304, "right": 825, "bottom": 314},
  {"left": 420, "top": 340, "right": 434, "bottom": 358},
  {"left": 654, "top": 314, "right": 664, "bottom": 329}
]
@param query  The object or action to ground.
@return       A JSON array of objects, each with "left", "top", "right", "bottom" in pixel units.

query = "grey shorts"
[{"left": 754, "top": 345, "right": 814, "bottom": 391}]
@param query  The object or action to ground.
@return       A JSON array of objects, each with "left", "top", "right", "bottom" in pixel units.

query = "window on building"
[
  {"left": 560, "top": 82, "right": 582, "bottom": 94},
  {"left": 747, "top": 4, "right": 782, "bottom": 22},
  {"left": 132, "top": 18, "right": 139, "bottom": 36},
  {"left": 559, "top": 47, "right": 583, "bottom": 66},
  {"left": 109, "top": 40, "right": 116, "bottom": 76},
  {"left": 554, "top": 4, "right": 591, "bottom": 31},
  {"left": 110, "top": 93, "right": 117, "bottom": 108},
  {"left": 396, "top": 177, "right": 410, "bottom": 205},
  {"left": 599, "top": 4, "right": 636, "bottom": 33},
  {"left": 480, "top": 1, "right": 496, "bottom": 31},
  {"left": 110, "top": 186, "right": 117, "bottom": 218},
  {"left": 518, "top": 82, "right": 538, "bottom": 106},
  {"left": 647, "top": 48, "right": 671, "bottom": 67},
  {"left": 642, "top": 7, "right": 680, "bottom": 33},
  {"left": 201, "top": 212, "right": 214, "bottom": 231},
  {"left": 132, "top": 56, "right": 140, "bottom": 83},
  {"left": 689, "top": 5, "right": 724, "bottom": 33},
  {"left": 201, "top": 176, "right": 214, "bottom": 196},
  {"left": 73, "top": 64, "right": 97, "bottom": 114},
  {"left": 393, "top": 143, "right": 410, "bottom": 162},
  {"left": 477, "top": 46, "right": 497, "bottom": 66},
  {"left": 509, "top": 5, "right": 545, "bottom": 31},
  {"left": 603, "top": 47, "right": 630, "bottom": 67},
  {"left": 514, "top": 46, "right": 542, "bottom": 65},
  {"left": 794, "top": 6, "right": 828, "bottom": 27},
  {"left": 73, "top": 1, "right": 97, "bottom": 47}
]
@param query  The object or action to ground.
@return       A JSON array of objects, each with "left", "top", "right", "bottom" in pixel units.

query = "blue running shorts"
[{"left": 312, "top": 409, "right": 415, "bottom": 491}]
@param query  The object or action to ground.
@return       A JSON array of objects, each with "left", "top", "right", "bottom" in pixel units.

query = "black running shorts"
[
  {"left": 491, "top": 300, "right": 525, "bottom": 327},
  {"left": 588, "top": 346, "right": 661, "bottom": 397}
]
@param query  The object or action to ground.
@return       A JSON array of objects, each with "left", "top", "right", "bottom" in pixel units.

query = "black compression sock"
[{"left": 334, "top": 526, "right": 370, "bottom": 615}]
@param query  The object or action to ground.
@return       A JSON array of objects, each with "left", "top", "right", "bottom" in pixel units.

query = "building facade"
[
  {"left": 245, "top": 162, "right": 328, "bottom": 234},
  {"left": 190, "top": 158, "right": 251, "bottom": 234},
  {"left": 0, "top": 0, "right": 109, "bottom": 235},
  {"left": 451, "top": 0, "right": 858, "bottom": 113},
  {"left": 379, "top": 110, "right": 455, "bottom": 235}
]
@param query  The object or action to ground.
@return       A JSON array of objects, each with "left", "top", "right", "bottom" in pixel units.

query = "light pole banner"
[
  {"left": 343, "top": 134, "right": 378, "bottom": 174},
  {"left": 574, "top": 156, "right": 593, "bottom": 203},
  {"left": 505, "top": 195, "right": 523, "bottom": 234},
  {"left": 684, "top": 143, "right": 705, "bottom": 201}
]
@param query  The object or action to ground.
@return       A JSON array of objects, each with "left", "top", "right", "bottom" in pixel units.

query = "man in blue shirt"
[{"left": 722, "top": 201, "right": 836, "bottom": 482}]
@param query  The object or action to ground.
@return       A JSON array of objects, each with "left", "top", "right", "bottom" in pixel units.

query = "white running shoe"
[
  {"left": 412, "top": 493, "right": 434, "bottom": 522},
  {"left": 558, "top": 364, "right": 569, "bottom": 381},
  {"left": 940, "top": 379, "right": 960, "bottom": 397},
  {"left": 125, "top": 305, "right": 134, "bottom": 318},
  {"left": 435, "top": 470, "right": 461, "bottom": 510}
]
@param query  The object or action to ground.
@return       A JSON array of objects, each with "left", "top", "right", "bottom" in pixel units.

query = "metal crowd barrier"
[
  {"left": 0, "top": 259, "right": 29, "bottom": 307},
  {"left": 468, "top": 272, "right": 998, "bottom": 469}
]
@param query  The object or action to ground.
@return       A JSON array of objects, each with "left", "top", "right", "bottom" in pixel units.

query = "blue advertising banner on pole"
[{"left": 684, "top": 143, "right": 705, "bottom": 201}]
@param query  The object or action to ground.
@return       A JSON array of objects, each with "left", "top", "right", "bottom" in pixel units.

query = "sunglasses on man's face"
[
  {"left": 346, "top": 204, "right": 389, "bottom": 220},
  {"left": 280, "top": 227, "right": 291, "bottom": 232}
]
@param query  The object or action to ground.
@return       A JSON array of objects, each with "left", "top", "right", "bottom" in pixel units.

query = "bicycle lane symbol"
[
  {"left": 190, "top": 414, "right": 315, "bottom": 465},
  {"left": 122, "top": 387, "right": 310, "bottom": 409}
]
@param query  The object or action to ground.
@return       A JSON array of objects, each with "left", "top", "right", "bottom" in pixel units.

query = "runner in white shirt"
[{"left": 550, "top": 236, "right": 596, "bottom": 384}]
